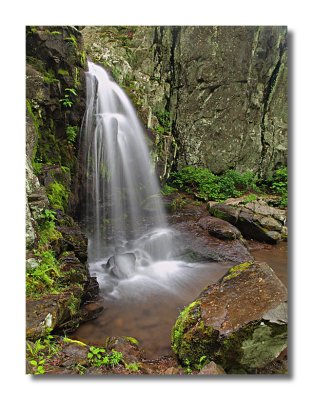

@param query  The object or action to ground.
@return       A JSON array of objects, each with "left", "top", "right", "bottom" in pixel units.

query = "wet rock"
[
  {"left": 57, "top": 223, "right": 88, "bottom": 263},
  {"left": 209, "top": 198, "right": 287, "bottom": 243},
  {"left": 82, "top": 276, "right": 100, "bottom": 302},
  {"left": 26, "top": 286, "right": 84, "bottom": 340},
  {"left": 58, "top": 252, "right": 88, "bottom": 285},
  {"left": 198, "top": 215, "right": 241, "bottom": 240},
  {"left": 106, "top": 253, "right": 136, "bottom": 279},
  {"left": 198, "top": 361, "right": 226, "bottom": 375},
  {"left": 80, "top": 301, "right": 104, "bottom": 322},
  {"left": 106, "top": 336, "right": 143, "bottom": 364},
  {"left": 61, "top": 343, "right": 89, "bottom": 366},
  {"left": 171, "top": 261, "right": 288, "bottom": 373}
]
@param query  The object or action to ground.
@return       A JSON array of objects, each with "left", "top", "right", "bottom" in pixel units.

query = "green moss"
[
  {"left": 57, "top": 68, "right": 69, "bottom": 76},
  {"left": 171, "top": 300, "right": 220, "bottom": 368},
  {"left": 240, "top": 322, "right": 287, "bottom": 369},
  {"left": 47, "top": 182, "right": 69, "bottom": 212},
  {"left": 223, "top": 261, "right": 254, "bottom": 282},
  {"left": 125, "top": 337, "right": 139, "bottom": 346}
]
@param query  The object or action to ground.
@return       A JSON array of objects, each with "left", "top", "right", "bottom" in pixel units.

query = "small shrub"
[{"left": 170, "top": 166, "right": 259, "bottom": 202}]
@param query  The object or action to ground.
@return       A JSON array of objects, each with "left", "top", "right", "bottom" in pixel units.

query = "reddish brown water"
[
  {"left": 250, "top": 241, "right": 288, "bottom": 287},
  {"left": 72, "top": 261, "right": 232, "bottom": 358}
]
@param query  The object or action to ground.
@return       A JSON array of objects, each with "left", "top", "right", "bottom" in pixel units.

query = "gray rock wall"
[{"left": 82, "top": 26, "right": 287, "bottom": 179}]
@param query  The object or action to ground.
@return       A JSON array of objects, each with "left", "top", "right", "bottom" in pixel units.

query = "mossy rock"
[{"left": 171, "top": 261, "right": 288, "bottom": 373}]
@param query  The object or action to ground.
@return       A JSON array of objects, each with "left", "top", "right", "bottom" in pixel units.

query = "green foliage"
[
  {"left": 47, "top": 182, "right": 69, "bottom": 212},
  {"left": 73, "top": 363, "right": 87, "bottom": 375},
  {"left": 170, "top": 194, "right": 187, "bottom": 211},
  {"left": 66, "top": 125, "right": 79, "bottom": 144},
  {"left": 161, "top": 184, "right": 178, "bottom": 195},
  {"left": 37, "top": 209, "right": 62, "bottom": 250},
  {"left": 26, "top": 249, "right": 60, "bottom": 297},
  {"left": 155, "top": 110, "right": 171, "bottom": 133},
  {"left": 87, "top": 346, "right": 123, "bottom": 368},
  {"left": 74, "top": 67, "right": 80, "bottom": 88},
  {"left": 65, "top": 34, "right": 78, "bottom": 49},
  {"left": 125, "top": 362, "right": 140, "bottom": 372},
  {"left": 59, "top": 87, "right": 77, "bottom": 108},
  {"left": 242, "top": 193, "right": 258, "bottom": 204},
  {"left": 269, "top": 167, "right": 288, "bottom": 207},
  {"left": 57, "top": 68, "right": 69, "bottom": 76},
  {"left": 170, "top": 166, "right": 259, "bottom": 202},
  {"left": 32, "top": 161, "right": 43, "bottom": 175},
  {"left": 43, "top": 69, "right": 59, "bottom": 84},
  {"left": 68, "top": 294, "right": 80, "bottom": 317},
  {"left": 27, "top": 330, "right": 61, "bottom": 375},
  {"left": 79, "top": 50, "right": 87, "bottom": 66}
]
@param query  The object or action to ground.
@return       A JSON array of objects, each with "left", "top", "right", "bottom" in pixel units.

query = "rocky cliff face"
[
  {"left": 82, "top": 26, "right": 287, "bottom": 180},
  {"left": 25, "top": 26, "right": 101, "bottom": 339}
]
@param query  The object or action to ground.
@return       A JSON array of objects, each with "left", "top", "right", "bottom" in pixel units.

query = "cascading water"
[
  {"left": 81, "top": 61, "right": 173, "bottom": 265},
  {"left": 76, "top": 61, "right": 231, "bottom": 356}
]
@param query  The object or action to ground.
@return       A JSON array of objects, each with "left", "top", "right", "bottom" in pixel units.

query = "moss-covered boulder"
[{"left": 172, "top": 261, "right": 287, "bottom": 373}]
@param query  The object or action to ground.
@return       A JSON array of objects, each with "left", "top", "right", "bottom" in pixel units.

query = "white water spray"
[{"left": 81, "top": 61, "right": 173, "bottom": 265}]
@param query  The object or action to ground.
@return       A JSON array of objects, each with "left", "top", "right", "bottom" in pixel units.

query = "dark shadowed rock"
[{"left": 172, "top": 261, "right": 288, "bottom": 373}]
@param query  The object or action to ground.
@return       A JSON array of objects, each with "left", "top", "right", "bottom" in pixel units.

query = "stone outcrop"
[
  {"left": 26, "top": 26, "right": 101, "bottom": 340},
  {"left": 81, "top": 26, "right": 287, "bottom": 180},
  {"left": 209, "top": 197, "right": 287, "bottom": 243},
  {"left": 171, "top": 261, "right": 288, "bottom": 373}
]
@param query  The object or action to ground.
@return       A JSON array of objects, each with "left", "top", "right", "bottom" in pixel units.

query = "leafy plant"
[
  {"left": 27, "top": 330, "right": 60, "bottom": 375},
  {"left": 161, "top": 184, "right": 178, "bottom": 195},
  {"left": 26, "top": 249, "right": 61, "bottom": 296},
  {"left": 65, "top": 34, "right": 78, "bottom": 49},
  {"left": 29, "top": 359, "right": 45, "bottom": 374},
  {"left": 66, "top": 125, "right": 79, "bottom": 144},
  {"left": 170, "top": 166, "right": 259, "bottom": 202},
  {"left": 87, "top": 346, "right": 123, "bottom": 368},
  {"left": 270, "top": 167, "right": 288, "bottom": 207},
  {"left": 59, "top": 88, "right": 77, "bottom": 108},
  {"left": 43, "top": 69, "right": 59, "bottom": 84}
]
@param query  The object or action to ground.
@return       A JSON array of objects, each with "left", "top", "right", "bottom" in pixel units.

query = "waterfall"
[{"left": 80, "top": 61, "right": 173, "bottom": 267}]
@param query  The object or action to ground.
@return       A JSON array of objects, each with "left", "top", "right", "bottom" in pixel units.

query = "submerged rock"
[
  {"left": 106, "top": 253, "right": 137, "bottom": 279},
  {"left": 171, "top": 261, "right": 287, "bottom": 373}
]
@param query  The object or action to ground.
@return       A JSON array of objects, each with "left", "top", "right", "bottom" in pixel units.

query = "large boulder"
[
  {"left": 198, "top": 215, "right": 242, "bottom": 240},
  {"left": 171, "top": 261, "right": 287, "bottom": 373},
  {"left": 209, "top": 197, "right": 287, "bottom": 243}
]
